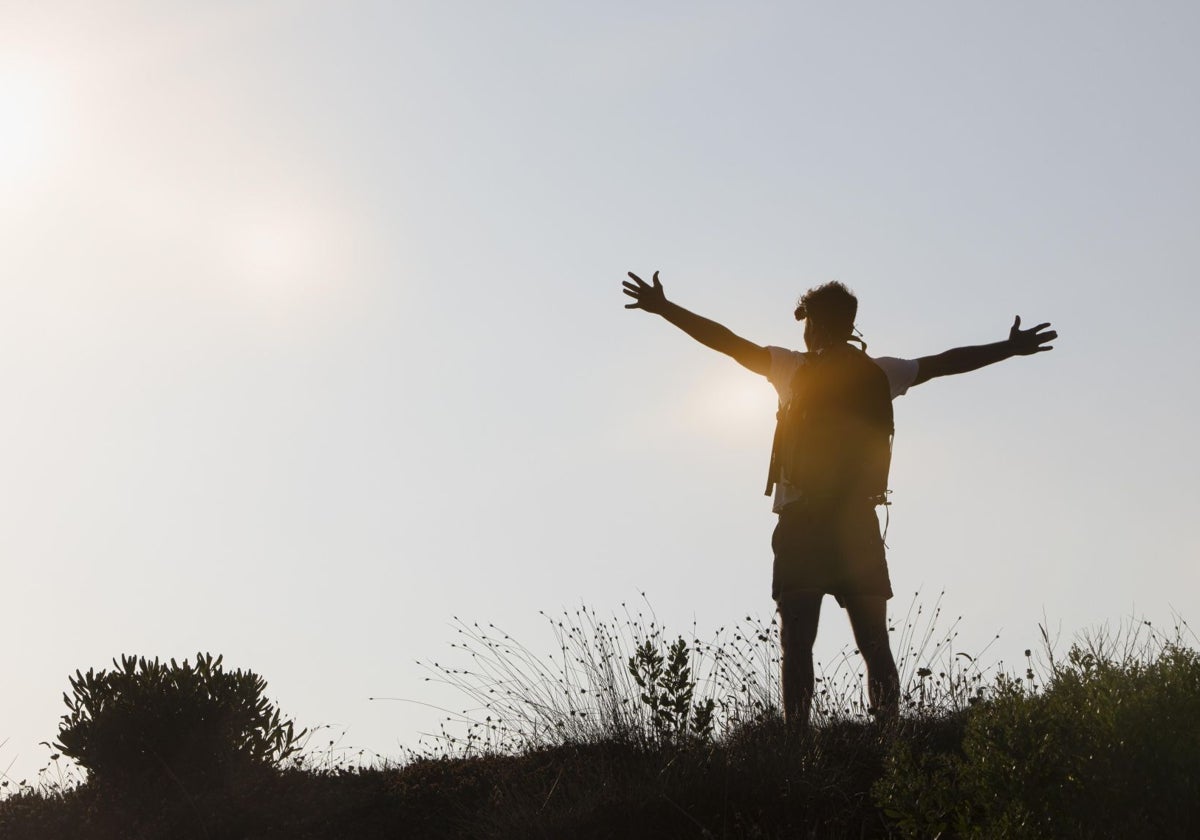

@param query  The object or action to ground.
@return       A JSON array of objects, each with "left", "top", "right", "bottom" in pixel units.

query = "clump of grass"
[
  {"left": 409, "top": 597, "right": 737, "bottom": 755},
  {"left": 410, "top": 592, "right": 996, "bottom": 758},
  {"left": 1, "top": 740, "right": 84, "bottom": 801},
  {"left": 290, "top": 725, "right": 393, "bottom": 776},
  {"left": 408, "top": 598, "right": 783, "bottom": 756}
]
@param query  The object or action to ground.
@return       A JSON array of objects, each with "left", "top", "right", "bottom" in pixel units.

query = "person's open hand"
[
  {"left": 1008, "top": 316, "right": 1057, "bottom": 355},
  {"left": 623, "top": 271, "right": 667, "bottom": 314}
]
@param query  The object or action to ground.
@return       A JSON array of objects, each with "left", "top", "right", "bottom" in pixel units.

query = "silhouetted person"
[{"left": 622, "top": 271, "right": 1055, "bottom": 725}]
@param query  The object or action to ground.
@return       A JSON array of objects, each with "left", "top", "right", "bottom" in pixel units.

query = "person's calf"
[
  {"left": 864, "top": 657, "right": 900, "bottom": 723},
  {"left": 780, "top": 650, "right": 815, "bottom": 726},
  {"left": 777, "top": 592, "right": 822, "bottom": 728}
]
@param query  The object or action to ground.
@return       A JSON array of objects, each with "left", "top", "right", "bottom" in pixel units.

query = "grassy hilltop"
[{"left": 2, "top": 605, "right": 1198, "bottom": 839}]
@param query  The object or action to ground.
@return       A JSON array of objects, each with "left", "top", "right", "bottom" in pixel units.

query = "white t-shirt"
[{"left": 765, "top": 346, "right": 919, "bottom": 513}]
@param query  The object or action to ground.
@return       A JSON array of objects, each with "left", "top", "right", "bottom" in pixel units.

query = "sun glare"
[
  {"left": 0, "top": 59, "right": 63, "bottom": 188},
  {"left": 224, "top": 202, "right": 344, "bottom": 304},
  {"left": 692, "top": 367, "right": 776, "bottom": 438}
]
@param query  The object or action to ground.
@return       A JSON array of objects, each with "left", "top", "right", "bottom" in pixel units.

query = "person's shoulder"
[
  {"left": 870, "top": 355, "right": 913, "bottom": 372},
  {"left": 765, "top": 346, "right": 808, "bottom": 388},
  {"left": 869, "top": 355, "right": 919, "bottom": 398},
  {"left": 766, "top": 345, "right": 806, "bottom": 359}
]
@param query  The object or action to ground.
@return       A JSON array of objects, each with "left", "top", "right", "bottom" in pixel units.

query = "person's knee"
[
  {"left": 844, "top": 598, "right": 891, "bottom": 654},
  {"left": 780, "top": 620, "right": 817, "bottom": 654},
  {"left": 777, "top": 595, "right": 822, "bottom": 649},
  {"left": 780, "top": 628, "right": 815, "bottom": 660}
]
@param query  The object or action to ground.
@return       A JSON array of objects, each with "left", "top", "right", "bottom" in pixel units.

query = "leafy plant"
[
  {"left": 54, "top": 653, "right": 304, "bottom": 791},
  {"left": 627, "top": 637, "right": 716, "bottom": 743}
]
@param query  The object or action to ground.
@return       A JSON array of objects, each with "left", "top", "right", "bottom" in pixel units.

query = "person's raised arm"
[
  {"left": 912, "top": 316, "right": 1057, "bottom": 386},
  {"left": 623, "top": 270, "right": 770, "bottom": 376}
]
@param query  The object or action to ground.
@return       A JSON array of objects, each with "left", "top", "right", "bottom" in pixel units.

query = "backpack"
[{"left": 764, "top": 344, "right": 894, "bottom": 505}]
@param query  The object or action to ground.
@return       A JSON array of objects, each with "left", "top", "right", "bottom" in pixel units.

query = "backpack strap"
[{"left": 764, "top": 351, "right": 821, "bottom": 496}]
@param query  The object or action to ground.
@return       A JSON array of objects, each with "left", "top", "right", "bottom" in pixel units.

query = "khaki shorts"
[{"left": 771, "top": 500, "right": 893, "bottom": 607}]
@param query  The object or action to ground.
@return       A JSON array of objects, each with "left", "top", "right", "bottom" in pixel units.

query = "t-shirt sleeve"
[
  {"left": 873, "top": 356, "right": 920, "bottom": 398},
  {"left": 766, "top": 346, "right": 806, "bottom": 398}
]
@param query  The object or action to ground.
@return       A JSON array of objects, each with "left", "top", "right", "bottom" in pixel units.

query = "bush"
[
  {"left": 876, "top": 637, "right": 1200, "bottom": 839},
  {"left": 54, "top": 653, "right": 304, "bottom": 793}
]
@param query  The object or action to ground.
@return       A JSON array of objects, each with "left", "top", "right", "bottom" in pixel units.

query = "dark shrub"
[
  {"left": 54, "top": 653, "right": 304, "bottom": 793},
  {"left": 876, "top": 642, "right": 1200, "bottom": 839}
]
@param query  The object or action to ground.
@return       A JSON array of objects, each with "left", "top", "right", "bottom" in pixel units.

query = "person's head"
[{"left": 795, "top": 281, "right": 858, "bottom": 351}]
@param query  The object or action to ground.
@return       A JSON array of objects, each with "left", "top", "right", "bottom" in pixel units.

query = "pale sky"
[{"left": 3, "top": 1, "right": 1198, "bottom": 784}]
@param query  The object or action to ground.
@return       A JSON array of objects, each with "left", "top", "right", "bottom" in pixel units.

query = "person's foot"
[
  {"left": 868, "top": 702, "right": 899, "bottom": 721},
  {"left": 781, "top": 712, "right": 812, "bottom": 746}
]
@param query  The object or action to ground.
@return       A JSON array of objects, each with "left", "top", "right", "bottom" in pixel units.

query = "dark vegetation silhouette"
[
  {"left": 55, "top": 653, "right": 304, "bottom": 794},
  {"left": 2, "top": 608, "right": 1198, "bottom": 838}
]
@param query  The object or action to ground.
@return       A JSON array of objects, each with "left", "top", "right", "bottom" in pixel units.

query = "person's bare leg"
[
  {"left": 777, "top": 592, "right": 823, "bottom": 726},
  {"left": 843, "top": 595, "right": 899, "bottom": 722}
]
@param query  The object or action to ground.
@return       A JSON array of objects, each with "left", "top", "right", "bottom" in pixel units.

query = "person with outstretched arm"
[{"left": 622, "top": 270, "right": 1056, "bottom": 725}]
